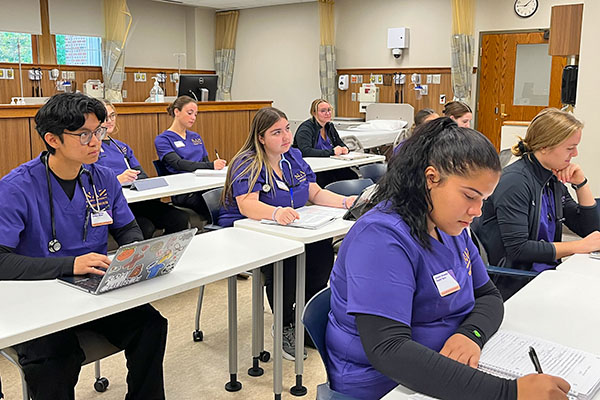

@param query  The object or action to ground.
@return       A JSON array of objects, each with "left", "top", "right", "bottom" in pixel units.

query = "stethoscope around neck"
[
  {"left": 262, "top": 155, "right": 299, "bottom": 208},
  {"left": 43, "top": 153, "right": 103, "bottom": 253}
]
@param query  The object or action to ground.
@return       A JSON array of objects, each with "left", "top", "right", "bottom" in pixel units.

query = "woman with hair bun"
[
  {"left": 442, "top": 101, "right": 472, "bottom": 128},
  {"left": 476, "top": 108, "right": 600, "bottom": 300},
  {"left": 154, "top": 95, "right": 227, "bottom": 220}
]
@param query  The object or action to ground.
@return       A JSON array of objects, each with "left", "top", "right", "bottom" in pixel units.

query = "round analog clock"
[{"left": 514, "top": 0, "right": 539, "bottom": 18}]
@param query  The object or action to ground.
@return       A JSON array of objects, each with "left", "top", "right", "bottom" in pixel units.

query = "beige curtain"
[
  {"left": 319, "top": 0, "right": 336, "bottom": 109},
  {"left": 451, "top": 0, "right": 475, "bottom": 102},
  {"left": 214, "top": 11, "right": 239, "bottom": 101},
  {"left": 102, "top": 0, "right": 132, "bottom": 102}
]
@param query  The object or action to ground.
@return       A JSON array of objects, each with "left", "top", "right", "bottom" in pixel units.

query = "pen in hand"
[
  {"left": 528, "top": 346, "right": 544, "bottom": 374},
  {"left": 215, "top": 149, "right": 221, "bottom": 160}
]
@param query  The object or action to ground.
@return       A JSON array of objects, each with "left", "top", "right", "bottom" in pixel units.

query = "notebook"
[
  {"left": 260, "top": 205, "right": 346, "bottom": 229},
  {"left": 330, "top": 152, "right": 371, "bottom": 161},
  {"left": 406, "top": 330, "right": 600, "bottom": 400},
  {"left": 58, "top": 228, "right": 197, "bottom": 294},
  {"left": 194, "top": 167, "right": 228, "bottom": 177}
]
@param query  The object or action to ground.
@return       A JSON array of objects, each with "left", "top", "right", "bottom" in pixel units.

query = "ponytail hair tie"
[{"left": 517, "top": 140, "right": 527, "bottom": 154}]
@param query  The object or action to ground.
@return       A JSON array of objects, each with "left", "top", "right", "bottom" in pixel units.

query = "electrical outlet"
[
  {"left": 134, "top": 73, "right": 147, "bottom": 82},
  {"left": 351, "top": 92, "right": 357, "bottom": 102},
  {"left": 62, "top": 71, "right": 69, "bottom": 80},
  {"left": 440, "top": 94, "right": 446, "bottom": 104},
  {"left": 122, "top": 89, "right": 127, "bottom": 99},
  {"left": 6, "top": 69, "right": 14, "bottom": 79},
  {"left": 0, "top": 69, "right": 5, "bottom": 79},
  {"left": 420, "top": 85, "right": 428, "bottom": 95},
  {"left": 69, "top": 71, "right": 76, "bottom": 80},
  {"left": 433, "top": 74, "right": 441, "bottom": 84},
  {"left": 426, "top": 74, "right": 432, "bottom": 84}
]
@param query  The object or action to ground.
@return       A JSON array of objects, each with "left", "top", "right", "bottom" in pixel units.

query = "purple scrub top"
[
  {"left": 326, "top": 202, "right": 490, "bottom": 399},
  {"left": 96, "top": 138, "right": 141, "bottom": 175},
  {"left": 0, "top": 154, "right": 135, "bottom": 258},
  {"left": 217, "top": 147, "right": 316, "bottom": 227},
  {"left": 154, "top": 129, "right": 209, "bottom": 174},
  {"left": 315, "top": 132, "right": 333, "bottom": 151},
  {"left": 532, "top": 183, "right": 557, "bottom": 272}
]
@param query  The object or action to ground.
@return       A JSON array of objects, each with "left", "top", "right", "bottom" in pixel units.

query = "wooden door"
[{"left": 477, "top": 31, "right": 566, "bottom": 150}]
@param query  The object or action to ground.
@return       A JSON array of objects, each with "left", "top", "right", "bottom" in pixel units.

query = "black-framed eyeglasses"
[{"left": 63, "top": 126, "right": 108, "bottom": 145}]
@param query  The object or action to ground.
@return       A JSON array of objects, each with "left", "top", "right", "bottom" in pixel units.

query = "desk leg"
[
  {"left": 273, "top": 260, "right": 283, "bottom": 400},
  {"left": 225, "top": 275, "right": 242, "bottom": 392},
  {"left": 290, "top": 252, "right": 307, "bottom": 396},
  {"left": 249, "top": 268, "right": 266, "bottom": 377}
]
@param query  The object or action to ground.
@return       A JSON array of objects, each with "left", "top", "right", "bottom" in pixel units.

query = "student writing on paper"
[
  {"left": 96, "top": 99, "right": 189, "bottom": 239},
  {"left": 475, "top": 108, "right": 600, "bottom": 300},
  {"left": 0, "top": 93, "right": 167, "bottom": 400},
  {"left": 154, "top": 95, "right": 227, "bottom": 220},
  {"left": 293, "top": 98, "right": 358, "bottom": 187},
  {"left": 325, "top": 118, "right": 570, "bottom": 400},
  {"left": 218, "top": 107, "right": 356, "bottom": 361}
]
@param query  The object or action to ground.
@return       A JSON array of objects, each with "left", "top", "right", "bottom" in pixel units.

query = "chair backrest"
[
  {"left": 201, "top": 187, "right": 224, "bottom": 225},
  {"left": 302, "top": 287, "right": 331, "bottom": 368},
  {"left": 499, "top": 149, "right": 512, "bottom": 168},
  {"left": 324, "top": 178, "right": 374, "bottom": 196},
  {"left": 152, "top": 159, "right": 170, "bottom": 177},
  {"left": 358, "top": 163, "right": 387, "bottom": 183}
]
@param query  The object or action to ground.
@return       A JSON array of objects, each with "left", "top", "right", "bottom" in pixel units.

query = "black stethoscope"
[
  {"left": 106, "top": 136, "right": 132, "bottom": 169},
  {"left": 44, "top": 153, "right": 104, "bottom": 253},
  {"left": 262, "top": 155, "right": 299, "bottom": 208}
]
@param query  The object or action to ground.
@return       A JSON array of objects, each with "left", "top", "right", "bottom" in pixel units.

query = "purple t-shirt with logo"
[
  {"left": 154, "top": 129, "right": 209, "bottom": 174},
  {"left": 326, "top": 202, "right": 490, "bottom": 399},
  {"left": 217, "top": 147, "right": 316, "bottom": 227}
]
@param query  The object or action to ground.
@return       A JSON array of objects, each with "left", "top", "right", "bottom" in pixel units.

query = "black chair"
[
  {"left": 358, "top": 163, "right": 387, "bottom": 183},
  {"left": 1, "top": 329, "right": 120, "bottom": 399},
  {"left": 302, "top": 287, "right": 358, "bottom": 400},
  {"left": 152, "top": 159, "right": 170, "bottom": 177},
  {"left": 201, "top": 187, "right": 224, "bottom": 232},
  {"left": 324, "top": 178, "right": 374, "bottom": 196}
]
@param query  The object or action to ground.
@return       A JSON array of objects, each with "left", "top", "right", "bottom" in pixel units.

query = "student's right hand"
[
  {"left": 333, "top": 146, "right": 345, "bottom": 156},
  {"left": 274, "top": 207, "right": 300, "bottom": 225},
  {"left": 117, "top": 169, "right": 140, "bottom": 184},
  {"left": 73, "top": 253, "right": 111, "bottom": 276},
  {"left": 516, "top": 374, "right": 570, "bottom": 399},
  {"left": 214, "top": 159, "right": 227, "bottom": 170},
  {"left": 575, "top": 231, "right": 600, "bottom": 254}
]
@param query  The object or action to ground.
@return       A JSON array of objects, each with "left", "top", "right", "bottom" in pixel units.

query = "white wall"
[
  {"left": 1, "top": 0, "right": 41, "bottom": 35},
  {"left": 335, "top": 0, "right": 452, "bottom": 68},
  {"left": 232, "top": 2, "right": 321, "bottom": 120},
  {"left": 190, "top": 7, "right": 215, "bottom": 70},
  {"left": 49, "top": 0, "right": 104, "bottom": 36}
]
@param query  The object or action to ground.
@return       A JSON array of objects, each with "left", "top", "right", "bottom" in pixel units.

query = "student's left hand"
[
  {"left": 344, "top": 195, "right": 358, "bottom": 209},
  {"left": 439, "top": 333, "right": 481, "bottom": 368},
  {"left": 341, "top": 147, "right": 349, "bottom": 155},
  {"left": 554, "top": 163, "right": 585, "bottom": 186}
]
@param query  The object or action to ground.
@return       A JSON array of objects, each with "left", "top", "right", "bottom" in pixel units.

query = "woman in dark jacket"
[
  {"left": 475, "top": 108, "right": 600, "bottom": 300},
  {"left": 293, "top": 99, "right": 357, "bottom": 187}
]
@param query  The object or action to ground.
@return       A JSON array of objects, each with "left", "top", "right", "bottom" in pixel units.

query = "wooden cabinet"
[{"left": 0, "top": 101, "right": 272, "bottom": 177}]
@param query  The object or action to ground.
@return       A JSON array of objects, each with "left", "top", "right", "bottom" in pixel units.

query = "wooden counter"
[{"left": 0, "top": 101, "right": 272, "bottom": 177}]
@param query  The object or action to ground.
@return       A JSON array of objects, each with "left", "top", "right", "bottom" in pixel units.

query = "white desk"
[
  {"left": 0, "top": 228, "right": 303, "bottom": 398},
  {"left": 123, "top": 173, "right": 225, "bottom": 203},
  {"left": 235, "top": 216, "right": 354, "bottom": 396},
  {"left": 556, "top": 253, "right": 600, "bottom": 277},
  {"left": 383, "top": 269, "right": 600, "bottom": 399},
  {"left": 304, "top": 154, "right": 385, "bottom": 173},
  {"left": 338, "top": 129, "right": 401, "bottom": 149}
]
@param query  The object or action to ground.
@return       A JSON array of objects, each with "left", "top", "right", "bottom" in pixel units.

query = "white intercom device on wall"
[{"left": 338, "top": 74, "right": 349, "bottom": 90}]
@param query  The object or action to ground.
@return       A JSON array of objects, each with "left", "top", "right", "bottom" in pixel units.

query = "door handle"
[{"left": 500, "top": 104, "right": 508, "bottom": 119}]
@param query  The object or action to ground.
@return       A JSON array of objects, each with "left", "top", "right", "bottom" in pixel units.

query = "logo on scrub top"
[
  {"left": 462, "top": 248, "right": 472, "bottom": 276},
  {"left": 191, "top": 138, "right": 203, "bottom": 145},
  {"left": 294, "top": 171, "right": 307, "bottom": 183},
  {"left": 86, "top": 188, "right": 109, "bottom": 209}
]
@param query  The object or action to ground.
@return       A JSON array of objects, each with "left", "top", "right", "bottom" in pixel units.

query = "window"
[
  {"left": 0, "top": 31, "right": 33, "bottom": 63},
  {"left": 56, "top": 34, "right": 102, "bottom": 66}
]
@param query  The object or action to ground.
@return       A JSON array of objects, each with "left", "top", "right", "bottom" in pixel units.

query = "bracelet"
[
  {"left": 342, "top": 197, "right": 348, "bottom": 209},
  {"left": 272, "top": 206, "right": 282, "bottom": 221},
  {"left": 571, "top": 177, "right": 588, "bottom": 191}
]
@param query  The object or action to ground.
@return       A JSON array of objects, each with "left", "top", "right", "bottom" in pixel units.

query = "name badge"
[
  {"left": 174, "top": 140, "right": 185, "bottom": 148},
  {"left": 432, "top": 270, "right": 460, "bottom": 297},
  {"left": 275, "top": 179, "right": 289, "bottom": 192},
  {"left": 91, "top": 211, "right": 113, "bottom": 227}
]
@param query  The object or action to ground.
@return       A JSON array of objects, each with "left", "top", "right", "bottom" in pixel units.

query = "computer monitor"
[{"left": 177, "top": 74, "right": 218, "bottom": 101}]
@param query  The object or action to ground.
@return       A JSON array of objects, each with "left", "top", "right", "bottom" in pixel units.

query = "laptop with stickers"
[{"left": 58, "top": 228, "right": 197, "bottom": 294}]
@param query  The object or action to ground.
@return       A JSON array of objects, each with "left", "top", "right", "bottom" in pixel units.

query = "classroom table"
[
  {"left": 382, "top": 268, "right": 600, "bottom": 399},
  {"left": 304, "top": 154, "right": 386, "bottom": 173},
  {"left": 122, "top": 172, "right": 226, "bottom": 203},
  {"left": 234, "top": 216, "right": 355, "bottom": 397},
  {"left": 338, "top": 128, "right": 402, "bottom": 149},
  {"left": 0, "top": 228, "right": 303, "bottom": 398},
  {"left": 556, "top": 252, "right": 600, "bottom": 277}
]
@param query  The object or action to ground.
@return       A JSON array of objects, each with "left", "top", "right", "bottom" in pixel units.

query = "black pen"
[
  {"left": 215, "top": 149, "right": 221, "bottom": 160},
  {"left": 528, "top": 346, "right": 543, "bottom": 374}
]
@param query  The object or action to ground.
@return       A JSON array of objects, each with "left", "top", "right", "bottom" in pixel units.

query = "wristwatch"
[{"left": 571, "top": 177, "right": 588, "bottom": 191}]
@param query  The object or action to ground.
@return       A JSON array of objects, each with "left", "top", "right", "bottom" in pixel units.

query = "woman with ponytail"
[
  {"left": 476, "top": 108, "right": 600, "bottom": 300},
  {"left": 325, "top": 118, "right": 570, "bottom": 399}
]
